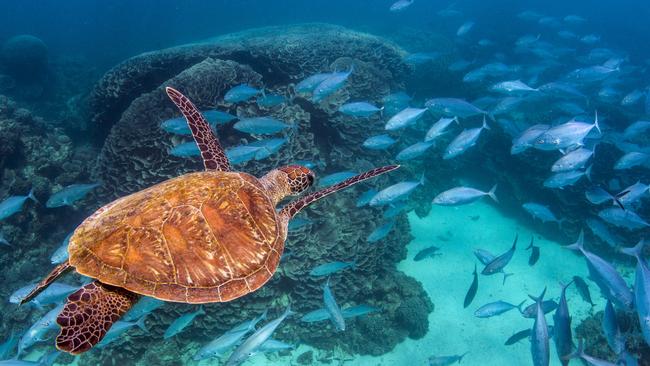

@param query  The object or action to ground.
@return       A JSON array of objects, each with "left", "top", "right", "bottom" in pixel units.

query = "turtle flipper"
[
  {"left": 165, "top": 87, "right": 232, "bottom": 172},
  {"left": 56, "top": 281, "right": 138, "bottom": 354},
  {"left": 279, "top": 165, "right": 399, "bottom": 219},
  {"left": 20, "top": 261, "right": 71, "bottom": 305}
]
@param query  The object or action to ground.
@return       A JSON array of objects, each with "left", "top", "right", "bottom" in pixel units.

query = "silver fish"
[
  {"left": 614, "top": 152, "right": 649, "bottom": 170},
  {"left": 443, "top": 117, "right": 489, "bottom": 159},
  {"left": 310, "top": 261, "right": 356, "bottom": 277},
  {"left": 224, "top": 84, "right": 261, "bottom": 103},
  {"left": 543, "top": 167, "right": 591, "bottom": 189},
  {"left": 369, "top": 176, "right": 424, "bottom": 206},
  {"left": 50, "top": 232, "right": 72, "bottom": 264},
  {"left": 0, "top": 189, "right": 37, "bottom": 221},
  {"left": 96, "top": 317, "right": 147, "bottom": 348},
  {"left": 323, "top": 279, "right": 345, "bottom": 331},
  {"left": 425, "top": 116, "right": 459, "bottom": 142},
  {"left": 530, "top": 288, "right": 550, "bottom": 366},
  {"left": 511, "top": 124, "right": 550, "bottom": 155},
  {"left": 123, "top": 296, "right": 165, "bottom": 322},
  {"left": 233, "top": 117, "right": 292, "bottom": 135},
  {"left": 551, "top": 148, "right": 594, "bottom": 172},
  {"left": 18, "top": 304, "right": 64, "bottom": 356},
  {"left": 396, "top": 141, "right": 434, "bottom": 161},
  {"left": 474, "top": 300, "right": 524, "bottom": 318},
  {"left": 163, "top": 306, "right": 205, "bottom": 339},
  {"left": 534, "top": 112, "right": 600, "bottom": 151},
  {"left": 433, "top": 184, "right": 498, "bottom": 206},
  {"left": 621, "top": 240, "right": 650, "bottom": 346},
  {"left": 362, "top": 134, "right": 396, "bottom": 150},
  {"left": 385, "top": 107, "right": 427, "bottom": 131},
  {"left": 339, "top": 102, "right": 382, "bottom": 117},
  {"left": 522, "top": 203, "right": 562, "bottom": 224},
  {"left": 367, "top": 220, "right": 395, "bottom": 243},
  {"left": 296, "top": 73, "right": 334, "bottom": 94},
  {"left": 312, "top": 67, "right": 353, "bottom": 102},
  {"left": 490, "top": 80, "right": 538, "bottom": 95},
  {"left": 425, "top": 98, "right": 488, "bottom": 118},
  {"left": 598, "top": 207, "right": 650, "bottom": 231}
]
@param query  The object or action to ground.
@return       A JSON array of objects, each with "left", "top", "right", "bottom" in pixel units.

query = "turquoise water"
[{"left": 1, "top": 1, "right": 650, "bottom": 366}]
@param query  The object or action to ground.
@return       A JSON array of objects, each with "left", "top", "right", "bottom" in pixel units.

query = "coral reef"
[{"left": 0, "top": 35, "right": 48, "bottom": 82}]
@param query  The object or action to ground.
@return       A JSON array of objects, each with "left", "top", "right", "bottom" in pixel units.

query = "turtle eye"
[{"left": 278, "top": 165, "right": 315, "bottom": 194}]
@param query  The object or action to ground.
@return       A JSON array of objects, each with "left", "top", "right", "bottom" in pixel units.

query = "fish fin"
[
  {"left": 593, "top": 110, "right": 601, "bottom": 134},
  {"left": 56, "top": 281, "right": 138, "bottom": 354},
  {"left": 528, "top": 287, "right": 547, "bottom": 304},
  {"left": 278, "top": 165, "right": 399, "bottom": 220},
  {"left": 197, "top": 305, "right": 206, "bottom": 315},
  {"left": 482, "top": 115, "right": 491, "bottom": 130},
  {"left": 135, "top": 315, "right": 148, "bottom": 333},
  {"left": 585, "top": 165, "right": 593, "bottom": 182},
  {"left": 453, "top": 116, "right": 460, "bottom": 125},
  {"left": 27, "top": 188, "right": 39, "bottom": 204},
  {"left": 419, "top": 173, "right": 427, "bottom": 186},
  {"left": 487, "top": 184, "right": 499, "bottom": 203},
  {"left": 472, "top": 263, "right": 477, "bottom": 275},
  {"left": 526, "top": 237, "right": 534, "bottom": 250},
  {"left": 620, "top": 238, "right": 645, "bottom": 260},
  {"left": 516, "top": 300, "right": 527, "bottom": 313},
  {"left": 565, "top": 230, "right": 584, "bottom": 252},
  {"left": 502, "top": 272, "right": 514, "bottom": 285},
  {"left": 459, "top": 352, "right": 469, "bottom": 363},
  {"left": 613, "top": 196, "right": 625, "bottom": 210},
  {"left": 559, "top": 279, "right": 574, "bottom": 292},
  {"left": 20, "top": 261, "right": 71, "bottom": 305},
  {"left": 511, "top": 233, "right": 518, "bottom": 250}
]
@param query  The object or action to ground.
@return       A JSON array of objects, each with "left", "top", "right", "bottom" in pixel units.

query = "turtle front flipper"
[
  {"left": 56, "top": 281, "right": 138, "bottom": 354},
  {"left": 165, "top": 87, "right": 232, "bottom": 172},
  {"left": 279, "top": 165, "right": 400, "bottom": 220}
]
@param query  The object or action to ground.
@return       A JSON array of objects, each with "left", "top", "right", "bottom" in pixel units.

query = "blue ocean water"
[{"left": 1, "top": 1, "right": 650, "bottom": 365}]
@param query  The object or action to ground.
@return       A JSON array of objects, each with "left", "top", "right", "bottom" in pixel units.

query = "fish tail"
[
  {"left": 482, "top": 115, "right": 491, "bottom": 129},
  {"left": 487, "top": 184, "right": 499, "bottom": 203},
  {"left": 419, "top": 173, "right": 427, "bottom": 186},
  {"left": 284, "top": 304, "right": 295, "bottom": 317},
  {"left": 516, "top": 300, "right": 526, "bottom": 313},
  {"left": 526, "top": 237, "right": 534, "bottom": 250},
  {"left": 197, "top": 305, "right": 206, "bottom": 315},
  {"left": 620, "top": 238, "right": 645, "bottom": 260},
  {"left": 585, "top": 165, "right": 593, "bottom": 182},
  {"left": 502, "top": 272, "right": 514, "bottom": 285},
  {"left": 27, "top": 188, "right": 39, "bottom": 204},
  {"left": 459, "top": 352, "right": 469, "bottom": 363},
  {"left": 135, "top": 315, "right": 149, "bottom": 333},
  {"left": 593, "top": 110, "right": 601, "bottom": 134},
  {"left": 559, "top": 279, "right": 574, "bottom": 291},
  {"left": 453, "top": 116, "right": 460, "bottom": 125},
  {"left": 565, "top": 230, "right": 584, "bottom": 252},
  {"left": 566, "top": 339, "right": 585, "bottom": 361},
  {"left": 528, "top": 287, "right": 547, "bottom": 304}
]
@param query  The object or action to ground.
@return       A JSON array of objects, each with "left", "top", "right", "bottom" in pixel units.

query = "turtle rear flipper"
[{"left": 56, "top": 281, "right": 138, "bottom": 354}]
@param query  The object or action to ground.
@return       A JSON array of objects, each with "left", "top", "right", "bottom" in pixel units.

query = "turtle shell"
[{"left": 68, "top": 171, "right": 284, "bottom": 304}]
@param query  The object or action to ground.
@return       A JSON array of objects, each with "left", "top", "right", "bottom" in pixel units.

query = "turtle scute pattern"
[
  {"left": 69, "top": 171, "right": 283, "bottom": 303},
  {"left": 56, "top": 281, "right": 137, "bottom": 355}
]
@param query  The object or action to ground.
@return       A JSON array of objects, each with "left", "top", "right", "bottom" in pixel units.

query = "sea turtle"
[{"left": 21, "top": 87, "right": 398, "bottom": 354}]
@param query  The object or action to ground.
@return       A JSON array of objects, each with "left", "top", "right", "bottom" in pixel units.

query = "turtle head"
[{"left": 278, "top": 165, "right": 315, "bottom": 194}]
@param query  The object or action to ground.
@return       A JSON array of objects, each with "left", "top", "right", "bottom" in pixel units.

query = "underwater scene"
[{"left": 1, "top": 0, "right": 650, "bottom": 365}]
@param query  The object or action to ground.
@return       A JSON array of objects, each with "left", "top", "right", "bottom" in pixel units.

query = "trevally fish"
[
  {"left": 362, "top": 134, "right": 396, "bottom": 150},
  {"left": 50, "top": 232, "right": 72, "bottom": 264},
  {"left": 18, "top": 304, "right": 64, "bottom": 356},
  {"left": 602, "top": 300, "right": 624, "bottom": 354},
  {"left": 318, "top": 171, "right": 357, "bottom": 188},
  {"left": 566, "top": 230, "right": 633, "bottom": 309},
  {"left": 370, "top": 175, "right": 424, "bottom": 206},
  {"left": 341, "top": 304, "right": 380, "bottom": 318},
  {"left": 623, "top": 120, "right": 650, "bottom": 140},
  {"left": 296, "top": 73, "right": 333, "bottom": 94},
  {"left": 414, "top": 245, "right": 440, "bottom": 261},
  {"left": 530, "top": 288, "right": 550, "bottom": 366},
  {"left": 10, "top": 282, "right": 76, "bottom": 308},
  {"left": 46, "top": 183, "right": 100, "bottom": 208},
  {"left": 312, "top": 67, "right": 353, "bottom": 103},
  {"left": 551, "top": 148, "right": 594, "bottom": 172},
  {"left": 233, "top": 117, "right": 292, "bottom": 135},
  {"left": 163, "top": 306, "right": 205, "bottom": 339},
  {"left": 448, "top": 59, "right": 473, "bottom": 72},
  {"left": 310, "top": 261, "right": 356, "bottom": 277},
  {"left": 521, "top": 300, "right": 558, "bottom": 318},
  {"left": 456, "top": 21, "right": 474, "bottom": 36},
  {"left": 300, "top": 308, "right": 330, "bottom": 323},
  {"left": 123, "top": 296, "right": 165, "bottom": 322},
  {"left": 160, "top": 110, "right": 236, "bottom": 135},
  {"left": 463, "top": 264, "right": 478, "bottom": 308},
  {"left": 225, "top": 306, "right": 293, "bottom": 366},
  {"left": 339, "top": 102, "right": 382, "bottom": 117},
  {"left": 428, "top": 353, "right": 468, "bottom": 366},
  {"left": 0, "top": 189, "right": 37, "bottom": 221},
  {"left": 621, "top": 240, "right": 650, "bottom": 346},
  {"left": 367, "top": 220, "right": 395, "bottom": 243},
  {"left": 169, "top": 141, "right": 200, "bottom": 157},
  {"left": 569, "top": 339, "right": 618, "bottom": 366},
  {"left": 616, "top": 181, "right": 649, "bottom": 207},
  {"left": 553, "top": 281, "right": 573, "bottom": 366},
  {"left": 323, "top": 278, "right": 345, "bottom": 331},
  {"left": 443, "top": 117, "right": 490, "bottom": 159},
  {"left": 405, "top": 52, "right": 441, "bottom": 65},
  {"left": 572, "top": 276, "right": 594, "bottom": 306},
  {"left": 425, "top": 98, "right": 488, "bottom": 119},
  {"left": 96, "top": 317, "right": 147, "bottom": 348},
  {"left": 482, "top": 234, "right": 517, "bottom": 283},
  {"left": 474, "top": 300, "right": 524, "bottom": 318},
  {"left": 511, "top": 124, "right": 550, "bottom": 155},
  {"left": 225, "top": 145, "right": 261, "bottom": 165},
  {"left": 356, "top": 189, "right": 379, "bottom": 207},
  {"left": 490, "top": 80, "right": 539, "bottom": 95},
  {"left": 194, "top": 329, "right": 247, "bottom": 360},
  {"left": 522, "top": 203, "right": 562, "bottom": 225},
  {"left": 622, "top": 90, "right": 646, "bottom": 106},
  {"left": 224, "top": 84, "right": 261, "bottom": 103},
  {"left": 534, "top": 113, "right": 600, "bottom": 151},
  {"left": 586, "top": 218, "right": 622, "bottom": 249},
  {"left": 585, "top": 186, "right": 616, "bottom": 205},
  {"left": 258, "top": 339, "right": 294, "bottom": 353},
  {"left": 385, "top": 107, "right": 427, "bottom": 131},
  {"left": 256, "top": 93, "right": 286, "bottom": 108},
  {"left": 228, "top": 310, "right": 268, "bottom": 335},
  {"left": 389, "top": 0, "right": 414, "bottom": 12},
  {"left": 527, "top": 237, "right": 540, "bottom": 266},
  {"left": 433, "top": 184, "right": 498, "bottom": 206},
  {"left": 567, "top": 65, "right": 618, "bottom": 83},
  {"left": 614, "top": 152, "right": 649, "bottom": 170},
  {"left": 396, "top": 141, "right": 434, "bottom": 161},
  {"left": 598, "top": 207, "right": 650, "bottom": 231},
  {"left": 383, "top": 201, "right": 408, "bottom": 219},
  {"left": 425, "top": 116, "right": 459, "bottom": 142},
  {"left": 543, "top": 167, "right": 591, "bottom": 189},
  {"left": 247, "top": 138, "right": 287, "bottom": 160}
]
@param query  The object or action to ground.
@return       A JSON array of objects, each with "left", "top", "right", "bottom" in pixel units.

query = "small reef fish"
[
  {"left": 96, "top": 317, "right": 147, "bottom": 348},
  {"left": 389, "top": 0, "right": 414, "bottom": 12},
  {"left": 414, "top": 246, "right": 440, "bottom": 261},
  {"left": 233, "top": 117, "right": 292, "bottom": 135},
  {"left": 396, "top": 141, "right": 434, "bottom": 161},
  {"left": 534, "top": 113, "right": 600, "bottom": 151},
  {"left": 123, "top": 296, "right": 165, "bottom": 322},
  {"left": 463, "top": 264, "right": 478, "bottom": 308},
  {"left": 169, "top": 141, "right": 200, "bottom": 157},
  {"left": 428, "top": 352, "right": 467, "bottom": 366},
  {"left": 46, "top": 183, "right": 100, "bottom": 208},
  {"left": 225, "top": 306, "right": 293, "bottom": 366},
  {"left": 521, "top": 300, "right": 558, "bottom": 318},
  {"left": 225, "top": 145, "right": 261, "bottom": 165},
  {"left": 323, "top": 278, "right": 345, "bottom": 331},
  {"left": 443, "top": 117, "right": 490, "bottom": 159},
  {"left": 511, "top": 124, "right": 549, "bottom": 155},
  {"left": 529, "top": 288, "right": 550, "bottom": 366},
  {"left": 370, "top": 175, "right": 424, "bottom": 206},
  {"left": 598, "top": 207, "right": 650, "bottom": 231},
  {"left": 602, "top": 300, "right": 624, "bottom": 355},
  {"left": 425, "top": 116, "right": 459, "bottom": 142},
  {"left": 224, "top": 84, "right": 261, "bottom": 103},
  {"left": 566, "top": 230, "right": 633, "bottom": 309},
  {"left": 160, "top": 110, "right": 236, "bottom": 135},
  {"left": 18, "top": 304, "right": 64, "bottom": 356},
  {"left": 362, "top": 134, "right": 397, "bottom": 150},
  {"left": 50, "top": 232, "right": 72, "bottom": 264},
  {"left": 300, "top": 308, "right": 330, "bottom": 323},
  {"left": 553, "top": 281, "right": 573, "bottom": 366},
  {"left": 481, "top": 234, "right": 517, "bottom": 283},
  {"left": 339, "top": 102, "right": 382, "bottom": 117},
  {"left": 356, "top": 189, "right": 379, "bottom": 207},
  {"left": 10, "top": 282, "right": 76, "bottom": 309},
  {"left": 312, "top": 67, "right": 353, "bottom": 103},
  {"left": 256, "top": 93, "right": 286, "bottom": 108},
  {"left": 425, "top": 98, "right": 488, "bottom": 119},
  {"left": 522, "top": 203, "right": 562, "bottom": 225},
  {"left": 367, "top": 220, "right": 395, "bottom": 243},
  {"left": 318, "top": 171, "right": 357, "bottom": 188},
  {"left": 309, "top": 261, "right": 356, "bottom": 277},
  {"left": 527, "top": 237, "right": 540, "bottom": 266},
  {"left": 491, "top": 80, "right": 539, "bottom": 95},
  {"left": 551, "top": 148, "right": 594, "bottom": 172},
  {"left": 474, "top": 300, "right": 524, "bottom": 318},
  {"left": 385, "top": 107, "right": 427, "bottom": 131},
  {"left": 0, "top": 189, "right": 37, "bottom": 221},
  {"left": 295, "top": 73, "right": 334, "bottom": 94},
  {"left": 433, "top": 184, "right": 498, "bottom": 206},
  {"left": 163, "top": 306, "right": 205, "bottom": 339},
  {"left": 572, "top": 275, "right": 594, "bottom": 306}
]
